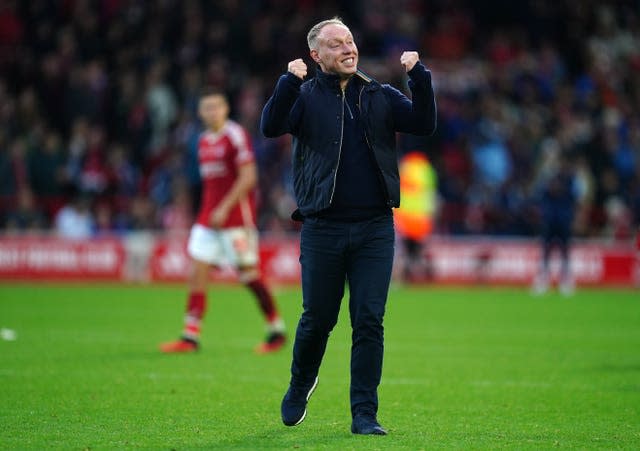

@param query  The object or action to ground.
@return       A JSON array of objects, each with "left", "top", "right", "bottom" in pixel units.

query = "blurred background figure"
[
  {"left": 159, "top": 179, "right": 193, "bottom": 235},
  {"left": 394, "top": 151, "right": 437, "bottom": 282},
  {"left": 54, "top": 189, "right": 94, "bottom": 240},
  {"left": 531, "top": 150, "right": 579, "bottom": 296},
  {"left": 3, "top": 187, "right": 46, "bottom": 234},
  {"left": 160, "top": 89, "right": 286, "bottom": 354}
]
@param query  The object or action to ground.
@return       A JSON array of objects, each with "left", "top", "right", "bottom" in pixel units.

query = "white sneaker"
[
  {"left": 559, "top": 277, "right": 575, "bottom": 297},
  {"left": 531, "top": 274, "right": 549, "bottom": 296}
]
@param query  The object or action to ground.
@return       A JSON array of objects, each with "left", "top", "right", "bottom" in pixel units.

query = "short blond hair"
[{"left": 307, "top": 17, "right": 348, "bottom": 50}]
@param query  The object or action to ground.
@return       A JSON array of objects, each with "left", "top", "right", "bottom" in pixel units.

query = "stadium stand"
[{"left": 0, "top": 0, "right": 638, "bottom": 240}]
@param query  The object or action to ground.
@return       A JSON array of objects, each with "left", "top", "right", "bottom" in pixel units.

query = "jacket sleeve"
[
  {"left": 384, "top": 61, "right": 437, "bottom": 136},
  {"left": 260, "top": 72, "right": 304, "bottom": 137}
]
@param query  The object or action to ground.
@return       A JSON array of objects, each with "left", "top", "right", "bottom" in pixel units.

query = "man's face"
[
  {"left": 198, "top": 94, "right": 228, "bottom": 130},
  {"left": 311, "top": 24, "right": 358, "bottom": 78}
]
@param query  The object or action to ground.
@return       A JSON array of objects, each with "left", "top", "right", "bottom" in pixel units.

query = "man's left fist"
[{"left": 400, "top": 51, "right": 419, "bottom": 72}]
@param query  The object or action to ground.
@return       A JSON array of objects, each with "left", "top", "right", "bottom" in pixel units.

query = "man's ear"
[{"left": 310, "top": 49, "right": 320, "bottom": 63}]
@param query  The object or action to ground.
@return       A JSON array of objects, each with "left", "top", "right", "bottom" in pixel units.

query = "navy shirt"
[
  {"left": 316, "top": 77, "right": 389, "bottom": 221},
  {"left": 541, "top": 171, "right": 577, "bottom": 226}
]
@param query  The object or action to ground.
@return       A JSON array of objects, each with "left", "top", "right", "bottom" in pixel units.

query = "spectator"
[
  {"left": 93, "top": 201, "right": 116, "bottom": 236},
  {"left": 106, "top": 143, "right": 140, "bottom": 199},
  {"left": 145, "top": 60, "right": 177, "bottom": 154},
  {"left": 54, "top": 191, "right": 94, "bottom": 239},
  {"left": 159, "top": 180, "right": 192, "bottom": 234},
  {"left": 78, "top": 125, "right": 109, "bottom": 196},
  {"left": 2, "top": 138, "right": 29, "bottom": 197},
  {"left": 28, "top": 130, "right": 67, "bottom": 199},
  {"left": 3, "top": 187, "right": 46, "bottom": 233},
  {"left": 127, "top": 194, "right": 157, "bottom": 231}
]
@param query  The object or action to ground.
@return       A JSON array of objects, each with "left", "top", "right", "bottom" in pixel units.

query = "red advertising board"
[
  {"left": 422, "top": 239, "right": 637, "bottom": 286},
  {"left": 0, "top": 235, "right": 636, "bottom": 286},
  {"left": 0, "top": 236, "right": 126, "bottom": 280}
]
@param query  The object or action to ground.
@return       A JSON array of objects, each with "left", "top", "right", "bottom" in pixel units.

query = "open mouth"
[{"left": 342, "top": 57, "right": 355, "bottom": 65}]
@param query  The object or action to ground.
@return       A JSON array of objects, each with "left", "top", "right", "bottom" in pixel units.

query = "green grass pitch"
[{"left": 1, "top": 282, "right": 639, "bottom": 449}]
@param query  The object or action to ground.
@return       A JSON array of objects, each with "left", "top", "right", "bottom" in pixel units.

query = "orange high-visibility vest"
[{"left": 393, "top": 152, "right": 437, "bottom": 240}]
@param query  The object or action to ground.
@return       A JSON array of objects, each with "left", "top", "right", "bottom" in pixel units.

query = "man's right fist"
[{"left": 287, "top": 59, "right": 307, "bottom": 80}]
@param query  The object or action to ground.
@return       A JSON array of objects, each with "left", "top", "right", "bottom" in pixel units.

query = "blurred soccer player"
[
  {"left": 531, "top": 152, "right": 578, "bottom": 296},
  {"left": 160, "top": 89, "right": 286, "bottom": 354}
]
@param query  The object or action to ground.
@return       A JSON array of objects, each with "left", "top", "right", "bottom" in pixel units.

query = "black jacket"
[{"left": 260, "top": 62, "right": 436, "bottom": 219}]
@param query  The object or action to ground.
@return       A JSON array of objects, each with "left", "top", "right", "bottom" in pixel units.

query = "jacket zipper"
[
  {"left": 328, "top": 88, "right": 346, "bottom": 205},
  {"left": 358, "top": 86, "right": 369, "bottom": 146},
  {"left": 359, "top": 85, "right": 392, "bottom": 205},
  {"left": 345, "top": 97, "right": 354, "bottom": 119}
]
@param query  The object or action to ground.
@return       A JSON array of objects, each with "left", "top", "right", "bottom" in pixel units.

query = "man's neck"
[
  {"left": 208, "top": 122, "right": 225, "bottom": 133},
  {"left": 318, "top": 65, "right": 353, "bottom": 90}
]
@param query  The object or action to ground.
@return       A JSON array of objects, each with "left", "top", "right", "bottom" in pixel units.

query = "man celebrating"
[
  {"left": 261, "top": 17, "right": 436, "bottom": 434},
  {"left": 161, "top": 89, "right": 286, "bottom": 354}
]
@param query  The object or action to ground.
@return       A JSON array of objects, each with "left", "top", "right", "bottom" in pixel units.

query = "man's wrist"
[
  {"left": 407, "top": 61, "right": 426, "bottom": 77},
  {"left": 284, "top": 72, "right": 304, "bottom": 86}
]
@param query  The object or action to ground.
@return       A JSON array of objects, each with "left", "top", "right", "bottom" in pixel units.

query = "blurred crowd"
[{"left": 0, "top": 0, "right": 638, "bottom": 241}]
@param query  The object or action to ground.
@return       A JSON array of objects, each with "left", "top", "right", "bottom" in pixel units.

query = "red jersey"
[{"left": 195, "top": 120, "right": 257, "bottom": 229}]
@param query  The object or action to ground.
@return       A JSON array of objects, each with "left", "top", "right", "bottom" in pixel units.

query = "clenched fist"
[
  {"left": 400, "top": 51, "right": 420, "bottom": 72},
  {"left": 287, "top": 58, "right": 307, "bottom": 80}
]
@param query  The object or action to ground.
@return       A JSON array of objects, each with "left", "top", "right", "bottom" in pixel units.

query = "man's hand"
[
  {"left": 400, "top": 51, "right": 420, "bottom": 72},
  {"left": 209, "top": 205, "right": 230, "bottom": 229},
  {"left": 287, "top": 58, "right": 307, "bottom": 80}
]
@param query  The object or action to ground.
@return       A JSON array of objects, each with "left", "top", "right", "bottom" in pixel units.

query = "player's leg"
[
  {"left": 222, "top": 227, "right": 286, "bottom": 353},
  {"left": 346, "top": 215, "right": 394, "bottom": 435},
  {"left": 160, "top": 224, "right": 219, "bottom": 353},
  {"left": 558, "top": 224, "right": 574, "bottom": 296},
  {"left": 532, "top": 223, "right": 553, "bottom": 295},
  {"left": 281, "top": 217, "right": 347, "bottom": 426},
  {"left": 240, "top": 264, "right": 287, "bottom": 353},
  {"left": 402, "top": 237, "right": 420, "bottom": 282}
]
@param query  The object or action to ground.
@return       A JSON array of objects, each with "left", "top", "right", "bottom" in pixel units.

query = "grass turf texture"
[{"left": 0, "top": 283, "right": 639, "bottom": 450}]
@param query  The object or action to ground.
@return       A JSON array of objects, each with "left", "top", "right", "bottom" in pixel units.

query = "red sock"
[
  {"left": 246, "top": 278, "right": 278, "bottom": 322},
  {"left": 183, "top": 291, "right": 206, "bottom": 341}
]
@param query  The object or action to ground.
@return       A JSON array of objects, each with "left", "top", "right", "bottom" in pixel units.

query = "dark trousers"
[
  {"left": 290, "top": 214, "right": 395, "bottom": 418},
  {"left": 542, "top": 220, "right": 571, "bottom": 275}
]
